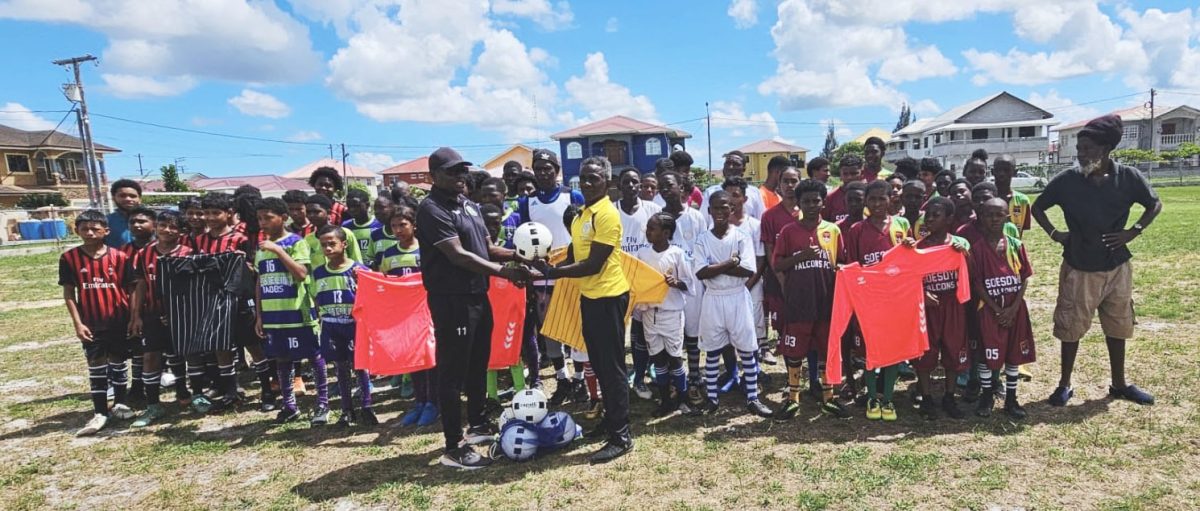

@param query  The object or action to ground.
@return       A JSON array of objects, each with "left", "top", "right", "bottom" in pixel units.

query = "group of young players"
[{"left": 59, "top": 139, "right": 1039, "bottom": 443}]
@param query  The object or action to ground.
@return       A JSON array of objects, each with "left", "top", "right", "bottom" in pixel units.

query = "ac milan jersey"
[
  {"left": 118, "top": 239, "right": 152, "bottom": 259},
  {"left": 826, "top": 244, "right": 971, "bottom": 384},
  {"left": 844, "top": 216, "right": 909, "bottom": 267},
  {"left": 760, "top": 202, "right": 800, "bottom": 300},
  {"left": 132, "top": 242, "right": 193, "bottom": 314},
  {"left": 773, "top": 220, "right": 841, "bottom": 323},
  {"left": 194, "top": 229, "right": 254, "bottom": 255},
  {"left": 58, "top": 246, "right": 130, "bottom": 329}
]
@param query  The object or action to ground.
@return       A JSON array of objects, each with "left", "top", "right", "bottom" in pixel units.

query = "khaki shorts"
[{"left": 1052, "top": 261, "right": 1136, "bottom": 342}]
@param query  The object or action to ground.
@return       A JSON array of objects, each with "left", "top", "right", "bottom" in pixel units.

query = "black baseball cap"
[
  {"left": 428, "top": 147, "right": 472, "bottom": 172},
  {"left": 531, "top": 148, "right": 560, "bottom": 169}
]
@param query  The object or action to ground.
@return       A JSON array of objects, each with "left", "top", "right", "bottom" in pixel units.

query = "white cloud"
[
  {"left": 819, "top": 118, "right": 853, "bottom": 140},
  {"left": 492, "top": 0, "right": 573, "bottom": 30},
  {"left": 0, "top": 0, "right": 321, "bottom": 98},
  {"left": 563, "top": 52, "right": 657, "bottom": 124},
  {"left": 352, "top": 151, "right": 400, "bottom": 171},
  {"left": 0, "top": 102, "right": 56, "bottom": 131},
  {"left": 878, "top": 46, "right": 958, "bottom": 83},
  {"left": 709, "top": 101, "right": 779, "bottom": 139},
  {"left": 287, "top": 130, "right": 323, "bottom": 142},
  {"left": 605, "top": 17, "right": 619, "bottom": 33},
  {"left": 228, "top": 89, "right": 291, "bottom": 118},
  {"left": 728, "top": 0, "right": 758, "bottom": 29}
]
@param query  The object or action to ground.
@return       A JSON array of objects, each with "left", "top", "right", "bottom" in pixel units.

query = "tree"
[
  {"left": 1161, "top": 142, "right": 1200, "bottom": 161},
  {"left": 821, "top": 122, "right": 838, "bottom": 160},
  {"left": 347, "top": 180, "right": 371, "bottom": 198},
  {"left": 832, "top": 141, "right": 864, "bottom": 165},
  {"left": 160, "top": 164, "right": 189, "bottom": 192},
  {"left": 894, "top": 102, "right": 912, "bottom": 133},
  {"left": 16, "top": 193, "right": 68, "bottom": 209},
  {"left": 1110, "top": 148, "right": 1160, "bottom": 163}
]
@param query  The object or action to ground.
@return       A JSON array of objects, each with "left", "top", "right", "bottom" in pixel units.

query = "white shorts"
[
  {"left": 683, "top": 281, "right": 705, "bottom": 338},
  {"left": 698, "top": 288, "right": 758, "bottom": 353},
  {"left": 571, "top": 348, "right": 589, "bottom": 363},
  {"left": 642, "top": 307, "right": 684, "bottom": 358},
  {"left": 750, "top": 281, "right": 766, "bottom": 342}
]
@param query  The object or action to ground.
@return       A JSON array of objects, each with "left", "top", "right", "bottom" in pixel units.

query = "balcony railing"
[{"left": 1160, "top": 133, "right": 1195, "bottom": 147}]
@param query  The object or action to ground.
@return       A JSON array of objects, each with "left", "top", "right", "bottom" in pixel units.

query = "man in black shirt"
[
  {"left": 1032, "top": 114, "right": 1162, "bottom": 407},
  {"left": 416, "top": 147, "right": 531, "bottom": 470}
]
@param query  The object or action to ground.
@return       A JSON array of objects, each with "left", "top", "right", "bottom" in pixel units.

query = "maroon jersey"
[
  {"left": 773, "top": 221, "right": 840, "bottom": 324},
  {"left": 845, "top": 217, "right": 903, "bottom": 267},
  {"left": 954, "top": 221, "right": 985, "bottom": 249},
  {"left": 970, "top": 235, "right": 1035, "bottom": 369},
  {"left": 132, "top": 242, "right": 193, "bottom": 314},
  {"left": 194, "top": 229, "right": 254, "bottom": 255},
  {"left": 822, "top": 185, "right": 849, "bottom": 222},
  {"left": 330, "top": 201, "right": 347, "bottom": 226},
  {"left": 58, "top": 246, "right": 130, "bottom": 329},
  {"left": 759, "top": 203, "right": 799, "bottom": 300}
]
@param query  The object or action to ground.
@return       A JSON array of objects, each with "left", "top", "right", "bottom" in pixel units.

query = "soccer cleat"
[
  {"left": 464, "top": 423, "right": 498, "bottom": 445},
  {"left": 110, "top": 403, "right": 135, "bottom": 420},
  {"left": 955, "top": 372, "right": 969, "bottom": 389},
  {"left": 719, "top": 374, "right": 741, "bottom": 395},
  {"left": 401, "top": 403, "right": 424, "bottom": 426},
  {"left": 190, "top": 395, "right": 213, "bottom": 414},
  {"left": 585, "top": 400, "right": 605, "bottom": 420},
  {"left": 633, "top": 382, "right": 653, "bottom": 400},
  {"left": 760, "top": 349, "right": 778, "bottom": 366},
  {"left": 336, "top": 410, "right": 356, "bottom": 428},
  {"left": 918, "top": 395, "right": 938, "bottom": 420},
  {"left": 588, "top": 439, "right": 633, "bottom": 464},
  {"left": 359, "top": 407, "right": 380, "bottom": 426},
  {"left": 774, "top": 399, "right": 800, "bottom": 421},
  {"left": 975, "top": 392, "right": 994, "bottom": 418},
  {"left": 399, "top": 377, "right": 414, "bottom": 399},
  {"left": 310, "top": 406, "right": 330, "bottom": 426},
  {"left": 821, "top": 400, "right": 851, "bottom": 419},
  {"left": 417, "top": 403, "right": 439, "bottom": 427},
  {"left": 701, "top": 399, "right": 719, "bottom": 415},
  {"left": 941, "top": 394, "right": 965, "bottom": 420},
  {"left": 911, "top": 393, "right": 923, "bottom": 410},
  {"left": 678, "top": 400, "right": 703, "bottom": 417},
  {"left": 274, "top": 407, "right": 301, "bottom": 424},
  {"left": 963, "top": 379, "right": 981, "bottom": 403},
  {"left": 572, "top": 381, "right": 590, "bottom": 403},
  {"left": 441, "top": 446, "right": 493, "bottom": 470},
  {"left": 1004, "top": 394, "right": 1027, "bottom": 420},
  {"left": 746, "top": 399, "right": 774, "bottom": 418},
  {"left": 1110, "top": 384, "right": 1154, "bottom": 405},
  {"left": 839, "top": 384, "right": 857, "bottom": 402},
  {"left": 77, "top": 413, "right": 108, "bottom": 437},
  {"left": 654, "top": 393, "right": 676, "bottom": 417},
  {"left": 207, "top": 395, "right": 242, "bottom": 414},
  {"left": 1048, "top": 386, "right": 1074, "bottom": 407},
  {"left": 260, "top": 392, "right": 278, "bottom": 413},
  {"left": 548, "top": 378, "right": 574, "bottom": 406},
  {"left": 1018, "top": 365, "right": 1034, "bottom": 381},
  {"left": 160, "top": 372, "right": 177, "bottom": 388},
  {"left": 897, "top": 362, "right": 916, "bottom": 381},
  {"left": 881, "top": 402, "right": 898, "bottom": 422},
  {"left": 131, "top": 404, "right": 165, "bottom": 428},
  {"left": 866, "top": 398, "right": 882, "bottom": 420}
]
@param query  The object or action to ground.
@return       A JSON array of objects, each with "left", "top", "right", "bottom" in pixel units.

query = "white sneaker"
[
  {"left": 77, "top": 414, "right": 108, "bottom": 436},
  {"left": 110, "top": 403, "right": 135, "bottom": 420},
  {"left": 633, "top": 382, "right": 652, "bottom": 400},
  {"left": 160, "top": 372, "right": 177, "bottom": 388}
]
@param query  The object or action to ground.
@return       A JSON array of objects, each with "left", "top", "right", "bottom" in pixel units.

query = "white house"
[
  {"left": 886, "top": 92, "right": 1057, "bottom": 170},
  {"left": 1053, "top": 104, "right": 1200, "bottom": 163}
]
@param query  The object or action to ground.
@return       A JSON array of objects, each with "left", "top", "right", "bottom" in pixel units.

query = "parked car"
[{"left": 990, "top": 171, "right": 1046, "bottom": 190}]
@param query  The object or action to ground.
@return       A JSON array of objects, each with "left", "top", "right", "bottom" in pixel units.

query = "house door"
[{"left": 603, "top": 140, "right": 627, "bottom": 166}]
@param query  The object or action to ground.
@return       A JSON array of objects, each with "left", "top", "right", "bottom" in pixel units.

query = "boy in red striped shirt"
[{"left": 60, "top": 210, "right": 135, "bottom": 436}]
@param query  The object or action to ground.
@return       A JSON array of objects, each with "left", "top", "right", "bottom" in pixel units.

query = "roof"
[
  {"left": 380, "top": 157, "right": 429, "bottom": 175},
  {"left": 551, "top": 115, "right": 691, "bottom": 140},
  {"left": 282, "top": 158, "right": 377, "bottom": 180},
  {"left": 1054, "top": 105, "right": 1200, "bottom": 132},
  {"left": 734, "top": 139, "right": 808, "bottom": 154},
  {"left": 852, "top": 128, "right": 892, "bottom": 144},
  {"left": 481, "top": 144, "right": 534, "bottom": 171},
  {"left": 0, "top": 184, "right": 32, "bottom": 196},
  {"left": 0, "top": 124, "right": 119, "bottom": 153},
  {"left": 190, "top": 175, "right": 312, "bottom": 193},
  {"left": 893, "top": 91, "right": 1054, "bottom": 137}
]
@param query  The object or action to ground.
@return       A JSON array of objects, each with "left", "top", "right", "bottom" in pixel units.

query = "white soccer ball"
[
  {"left": 498, "top": 420, "right": 541, "bottom": 461},
  {"left": 513, "top": 222, "right": 553, "bottom": 260},
  {"left": 499, "top": 408, "right": 517, "bottom": 428},
  {"left": 510, "top": 388, "right": 549, "bottom": 423}
]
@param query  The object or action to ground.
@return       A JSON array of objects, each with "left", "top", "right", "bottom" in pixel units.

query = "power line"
[{"left": 91, "top": 112, "right": 331, "bottom": 147}]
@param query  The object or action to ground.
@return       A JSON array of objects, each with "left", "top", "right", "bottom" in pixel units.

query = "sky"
[{"left": 2, "top": 0, "right": 1200, "bottom": 178}]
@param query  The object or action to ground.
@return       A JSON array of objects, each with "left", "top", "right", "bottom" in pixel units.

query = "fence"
[{"left": 1019, "top": 161, "right": 1200, "bottom": 188}]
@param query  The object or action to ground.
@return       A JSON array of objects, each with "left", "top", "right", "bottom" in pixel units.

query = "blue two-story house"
[{"left": 550, "top": 115, "right": 692, "bottom": 180}]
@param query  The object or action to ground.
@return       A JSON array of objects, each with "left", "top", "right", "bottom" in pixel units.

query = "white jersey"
[
  {"left": 668, "top": 207, "right": 707, "bottom": 259},
  {"left": 693, "top": 227, "right": 756, "bottom": 295},
  {"left": 731, "top": 216, "right": 764, "bottom": 258},
  {"left": 701, "top": 183, "right": 765, "bottom": 226},
  {"left": 618, "top": 199, "right": 661, "bottom": 255},
  {"left": 525, "top": 187, "right": 575, "bottom": 250},
  {"left": 635, "top": 245, "right": 693, "bottom": 311}
]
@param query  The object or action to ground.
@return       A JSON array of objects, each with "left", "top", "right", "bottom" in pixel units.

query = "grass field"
[{"left": 2, "top": 188, "right": 1200, "bottom": 510}]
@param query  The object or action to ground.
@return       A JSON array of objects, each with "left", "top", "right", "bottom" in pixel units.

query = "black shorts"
[
  {"left": 80, "top": 326, "right": 132, "bottom": 361},
  {"left": 234, "top": 302, "right": 264, "bottom": 348},
  {"left": 141, "top": 312, "right": 171, "bottom": 353}
]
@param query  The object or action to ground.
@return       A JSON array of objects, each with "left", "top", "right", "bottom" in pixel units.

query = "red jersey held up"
[
  {"left": 132, "top": 242, "right": 193, "bottom": 314},
  {"left": 58, "top": 246, "right": 131, "bottom": 329},
  {"left": 352, "top": 270, "right": 436, "bottom": 375},
  {"left": 826, "top": 244, "right": 970, "bottom": 384},
  {"left": 487, "top": 276, "right": 527, "bottom": 370}
]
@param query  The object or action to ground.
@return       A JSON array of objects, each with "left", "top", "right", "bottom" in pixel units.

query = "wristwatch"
[{"left": 1132, "top": 223, "right": 1145, "bottom": 233}]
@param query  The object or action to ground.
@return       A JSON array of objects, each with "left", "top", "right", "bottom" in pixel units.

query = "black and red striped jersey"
[
  {"left": 132, "top": 242, "right": 193, "bottom": 314},
  {"left": 330, "top": 201, "right": 346, "bottom": 226},
  {"left": 290, "top": 221, "right": 316, "bottom": 238},
  {"left": 58, "top": 246, "right": 130, "bottom": 328},
  {"left": 118, "top": 239, "right": 152, "bottom": 258},
  {"left": 193, "top": 229, "right": 254, "bottom": 255}
]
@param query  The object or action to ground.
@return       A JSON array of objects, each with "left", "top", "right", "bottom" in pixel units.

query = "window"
[
  {"left": 913, "top": 138, "right": 920, "bottom": 150},
  {"left": 1122, "top": 125, "right": 1139, "bottom": 140},
  {"left": 934, "top": 133, "right": 942, "bottom": 144},
  {"left": 949, "top": 131, "right": 957, "bottom": 141},
  {"left": 971, "top": 129, "right": 989, "bottom": 140},
  {"left": 1018, "top": 126, "right": 1036, "bottom": 138},
  {"left": 644, "top": 137, "right": 662, "bottom": 156},
  {"left": 60, "top": 158, "right": 79, "bottom": 181},
  {"left": 566, "top": 141, "right": 582, "bottom": 159},
  {"left": 5, "top": 154, "right": 30, "bottom": 173}
]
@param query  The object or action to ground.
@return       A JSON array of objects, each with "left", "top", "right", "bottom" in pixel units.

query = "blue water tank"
[
  {"left": 41, "top": 219, "right": 68, "bottom": 239},
  {"left": 18, "top": 221, "right": 42, "bottom": 240}
]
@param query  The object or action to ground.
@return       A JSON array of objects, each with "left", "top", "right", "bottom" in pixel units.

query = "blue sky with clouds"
[{"left": 2, "top": 0, "right": 1199, "bottom": 178}]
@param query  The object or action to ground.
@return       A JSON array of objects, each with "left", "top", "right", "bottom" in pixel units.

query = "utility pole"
[
  {"left": 1149, "top": 88, "right": 1157, "bottom": 170},
  {"left": 705, "top": 101, "right": 713, "bottom": 171},
  {"left": 53, "top": 54, "right": 105, "bottom": 211},
  {"left": 136, "top": 153, "right": 144, "bottom": 176},
  {"left": 328, "top": 144, "right": 334, "bottom": 160},
  {"left": 340, "top": 143, "right": 348, "bottom": 182}
]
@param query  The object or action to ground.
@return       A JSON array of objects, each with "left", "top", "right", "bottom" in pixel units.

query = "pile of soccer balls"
[{"left": 493, "top": 388, "right": 582, "bottom": 462}]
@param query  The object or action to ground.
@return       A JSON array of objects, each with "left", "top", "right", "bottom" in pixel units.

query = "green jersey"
[{"left": 255, "top": 233, "right": 316, "bottom": 329}]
